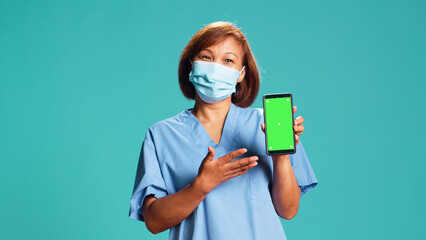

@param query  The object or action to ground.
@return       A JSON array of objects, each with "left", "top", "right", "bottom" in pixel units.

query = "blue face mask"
[{"left": 189, "top": 61, "right": 245, "bottom": 104}]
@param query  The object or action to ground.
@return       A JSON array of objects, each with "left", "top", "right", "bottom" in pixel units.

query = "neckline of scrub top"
[{"left": 182, "top": 102, "right": 238, "bottom": 148}]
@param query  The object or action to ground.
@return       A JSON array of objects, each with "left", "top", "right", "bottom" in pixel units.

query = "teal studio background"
[{"left": 1, "top": 0, "right": 425, "bottom": 239}]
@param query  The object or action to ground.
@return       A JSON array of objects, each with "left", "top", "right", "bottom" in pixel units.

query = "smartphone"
[{"left": 263, "top": 93, "right": 296, "bottom": 155}]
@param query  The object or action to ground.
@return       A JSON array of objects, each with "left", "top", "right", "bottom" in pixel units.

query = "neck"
[{"left": 191, "top": 95, "right": 232, "bottom": 123}]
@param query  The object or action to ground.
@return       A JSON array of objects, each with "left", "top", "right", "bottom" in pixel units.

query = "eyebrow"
[
  {"left": 200, "top": 49, "right": 213, "bottom": 53},
  {"left": 225, "top": 52, "right": 238, "bottom": 59},
  {"left": 199, "top": 49, "right": 239, "bottom": 59}
]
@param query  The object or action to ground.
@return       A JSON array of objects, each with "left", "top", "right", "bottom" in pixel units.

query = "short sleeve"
[
  {"left": 289, "top": 140, "right": 318, "bottom": 197},
  {"left": 128, "top": 130, "right": 168, "bottom": 222}
]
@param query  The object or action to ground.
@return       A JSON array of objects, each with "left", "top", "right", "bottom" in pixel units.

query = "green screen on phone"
[{"left": 264, "top": 96, "right": 295, "bottom": 153}]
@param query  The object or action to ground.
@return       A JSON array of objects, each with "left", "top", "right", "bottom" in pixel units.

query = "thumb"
[
  {"left": 261, "top": 122, "right": 265, "bottom": 133},
  {"left": 204, "top": 146, "right": 215, "bottom": 161}
]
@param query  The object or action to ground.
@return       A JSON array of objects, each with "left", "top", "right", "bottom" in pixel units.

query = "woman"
[{"left": 129, "top": 21, "right": 317, "bottom": 240}]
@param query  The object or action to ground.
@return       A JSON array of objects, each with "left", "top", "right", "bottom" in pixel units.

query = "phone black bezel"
[{"left": 262, "top": 93, "right": 297, "bottom": 155}]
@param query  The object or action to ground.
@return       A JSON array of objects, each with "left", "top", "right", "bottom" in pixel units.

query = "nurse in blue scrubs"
[{"left": 129, "top": 21, "right": 318, "bottom": 240}]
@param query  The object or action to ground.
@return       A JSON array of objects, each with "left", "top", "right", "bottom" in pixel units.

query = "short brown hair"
[{"left": 178, "top": 21, "right": 260, "bottom": 108}]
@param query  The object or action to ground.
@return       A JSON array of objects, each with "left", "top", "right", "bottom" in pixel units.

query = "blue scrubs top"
[{"left": 129, "top": 103, "right": 317, "bottom": 240}]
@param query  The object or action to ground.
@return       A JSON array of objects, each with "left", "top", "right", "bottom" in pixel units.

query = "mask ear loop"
[
  {"left": 189, "top": 60, "right": 196, "bottom": 72},
  {"left": 237, "top": 66, "right": 246, "bottom": 86}
]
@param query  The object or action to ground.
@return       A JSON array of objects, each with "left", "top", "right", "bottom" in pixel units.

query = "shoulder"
[
  {"left": 233, "top": 104, "right": 264, "bottom": 123},
  {"left": 232, "top": 104, "right": 267, "bottom": 155},
  {"left": 232, "top": 104, "right": 264, "bottom": 138},
  {"left": 144, "top": 109, "right": 191, "bottom": 141}
]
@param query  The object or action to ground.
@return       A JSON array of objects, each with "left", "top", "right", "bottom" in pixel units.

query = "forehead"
[{"left": 203, "top": 36, "right": 244, "bottom": 56}]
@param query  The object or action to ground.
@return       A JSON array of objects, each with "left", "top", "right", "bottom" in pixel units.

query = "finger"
[
  {"left": 295, "top": 134, "right": 300, "bottom": 145},
  {"left": 226, "top": 156, "right": 258, "bottom": 171},
  {"left": 294, "top": 116, "right": 304, "bottom": 125},
  {"left": 293, "top": 106, "right": 297, "bottom": 114},
  {"left": 219, "top": 148, "right": 248, "bottom": 163},
  {"left": 294, "top": 125, "right": 305, "bottom": 134},
  {"left": 226, "top": 162, "right": 257, "bottom": 178},
  {"left": 261, "top": 122, "right": 265, "bottom": 133},
  {"left": 226, "top": 170, "right": 249, "bottom": 179},
  {"left": 226, "top": 167, "right": 249, "bottom": 178},
  {"left": 226, "top": 161, "right": 258, "bottom": 176},
  {"left": 205, "top": 146, "right": 215, "bottom": 161}
]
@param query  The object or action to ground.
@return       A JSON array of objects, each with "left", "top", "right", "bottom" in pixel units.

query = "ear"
[{"left": 237, "top": 67, "right": 246, "bottom": 83}]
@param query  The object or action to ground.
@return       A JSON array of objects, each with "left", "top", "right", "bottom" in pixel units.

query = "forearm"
[
  {"left": 271, "top": 155, "right": 301, "bottom": 219},
  {"left": 143, "top": 177, "right": 209, "bottom": 234}
]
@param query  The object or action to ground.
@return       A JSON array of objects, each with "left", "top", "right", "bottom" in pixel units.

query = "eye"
[
  {"left": 225, "top": 59, "right": 234, "bottom": 63},
  {"left": 201, "top": 55, "right": 211, "bottom": 60}
]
